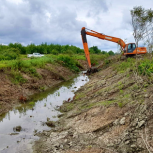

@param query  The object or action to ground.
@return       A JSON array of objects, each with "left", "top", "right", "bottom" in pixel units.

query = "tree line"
[{"left": 0, "top": 43, "right": 115, "bottom": 60}]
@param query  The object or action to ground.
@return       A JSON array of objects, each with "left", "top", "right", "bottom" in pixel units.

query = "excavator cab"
[
  {"left": 124, "top": 43, "right": 136, "bottom": 54},
  {"left": 123, "top": 43, "right": 147, "bottom": 56},
  {"left": 127, "top": 43, "right": 136, "bottom": 53}
]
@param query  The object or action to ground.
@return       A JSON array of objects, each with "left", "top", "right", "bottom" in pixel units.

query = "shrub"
[
  {"left": 138, "top": 59, "right": 153, "bottom": 75},
  {"left": 57, "top": 55, "right": 80, "bottom": 72},
  {"left": 10, "top": 70, "right": 27, "bottom": 84},
  {"left": 0, "top": 48, "right": 20, "bottom": 60},
  {"left": 51, "top": 49, "right": 59, "bottom": 55}
]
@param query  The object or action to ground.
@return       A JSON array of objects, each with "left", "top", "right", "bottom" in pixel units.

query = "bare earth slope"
[
  {"left": 0, "top": 63, "right": 75, "bottom": 115},
  {"left": 33, "top": 60, "right": 153, "bottom": 153}
]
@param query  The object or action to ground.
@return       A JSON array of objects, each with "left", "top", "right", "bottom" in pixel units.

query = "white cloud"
[{"left": 0, "top": 0, "right": 153, "bottom": 51}]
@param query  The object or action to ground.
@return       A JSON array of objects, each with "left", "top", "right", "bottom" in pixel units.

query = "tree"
[
  {"left": 131, "top": 6, "right": 153, "bottom": 52},
  {"left": 89, "top": 46, "right": 101, "bottom": 54},
  {"left": 101, "top": 51, "right": 107, "bottom": 54},
  {"left": 108, "top": 50, "right": 115, "bottom": 56},
  {"left": 51, "top": 49, "right": 58, "bottom": 55}
]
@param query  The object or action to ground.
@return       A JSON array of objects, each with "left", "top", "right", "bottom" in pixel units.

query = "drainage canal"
[{"left": 0, "top": 73, "right": 89, "bottom": 153}]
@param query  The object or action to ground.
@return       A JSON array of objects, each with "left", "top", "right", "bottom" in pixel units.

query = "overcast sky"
[{"left": 0, "top": 0, "right": 153, "bottom": 52}]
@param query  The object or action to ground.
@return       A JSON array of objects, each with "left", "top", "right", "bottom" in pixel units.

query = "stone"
[
  {"left": 124, "top": 112, "right": 129, "bottom": 116},
  {"left": 113, "top": 119, "right": 119, "bottom": 125},
  {"left": 144, "top": 94, "right": 149, "bottom": 98},
  {"left": 131, "top": 144, "right": 136, "bottom": 148},
  {"left": 120, "top": 117, "right": 126, "bottom": 125},
  {"left": 125, "top": 140, "right": 130, "bottom": 145},
  {"left": 46, "top": 121, "right": 55, "bottom": 127},
  {"left": 137, "top": 120, "right": 145, "bottom": 128},
  {"left": 47, "top": 117, "right": 50, "bottom": 121},
  {"left": 132, "top": 118, "right": 138, "bottom": 127},
  {"left": 13, "top": 126, "right": 22, "bottom": 132}
]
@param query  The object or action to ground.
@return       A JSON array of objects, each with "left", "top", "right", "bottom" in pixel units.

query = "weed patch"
[
  {"left": 9, "top": 70, "right": 27, "bottom": 84},
  {"left": 57, "top": 55, "right": 80, "bottom": 72},
  {"left": 0, "top": 48, "right": 20, "bottom": 60},
  {"left": 29, "top": 102, "right": 35, "bottom": 106},
  {"left": 138, "top": 59, "right": 153, "bottom": 76}
]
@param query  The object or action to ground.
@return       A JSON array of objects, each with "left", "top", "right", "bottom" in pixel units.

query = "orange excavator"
[{"left": 81, "top": 27, "right": 147, "bottom": 70}]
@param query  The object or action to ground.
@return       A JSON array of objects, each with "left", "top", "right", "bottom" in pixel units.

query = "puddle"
[{"left": 0, "top": 73, "right": 89, "bottom": 153}]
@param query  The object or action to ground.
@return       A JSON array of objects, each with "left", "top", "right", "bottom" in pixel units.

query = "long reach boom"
[{"left": 81, "top": 27, "right": 147, "bottom": 69}]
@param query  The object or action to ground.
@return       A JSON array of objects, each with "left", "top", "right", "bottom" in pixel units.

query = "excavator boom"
[
  {"left": 81, "top": 27, "right": 126, "bottom": 69},
  {"left": 81, "top": 27, "right": 147, "bottom": 69}
]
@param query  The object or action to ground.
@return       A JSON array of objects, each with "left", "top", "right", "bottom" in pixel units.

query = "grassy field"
[
  {"left": 0, "top": 53, "right": 109, "bottom": 84},
  {"left": 0, "top": 54, "right": 108, "bottom": 70}
]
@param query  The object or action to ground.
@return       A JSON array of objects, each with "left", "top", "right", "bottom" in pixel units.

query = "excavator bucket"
[{"left": 87, "top": 67, "right": 98, "bottom": 74}]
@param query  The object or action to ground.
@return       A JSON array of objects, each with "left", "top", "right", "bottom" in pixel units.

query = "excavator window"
[{"left": 127, "top": 44, "right": 136, "bottom": 53}]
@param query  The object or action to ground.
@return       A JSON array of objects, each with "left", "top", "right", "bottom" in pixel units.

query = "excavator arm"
[{"left": 81, "top": 27, "right": 126, "bottom": 69}]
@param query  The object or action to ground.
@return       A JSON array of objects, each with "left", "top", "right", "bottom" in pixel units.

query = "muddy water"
[{"left": 0, "top": 73, "right": 89, "bottom": 153}]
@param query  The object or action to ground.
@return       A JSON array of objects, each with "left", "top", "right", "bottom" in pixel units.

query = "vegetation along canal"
[{"left": 0, "top": 72, "right": 89, "bottom": 153}]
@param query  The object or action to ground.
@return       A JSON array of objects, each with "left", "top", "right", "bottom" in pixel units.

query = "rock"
[
  {"left": 57, "top": 114, "right": 64, "bottom": 118},
  {"left": 13, "top": 126, "right": 22, "bottom": 132},
  {"left": 46, "top": 121, "right": 55, "bottom": 127},
  {"left": 47, "top": 117, "right": 50, "bottom": 121},
  {"left": 10, "top": 133, "right": 19, "bottom": 135},
  {"left": 120, "top": 117, "right": 126, "bottom": 125},
  {"left": 107, "top": 143, "right": 114, "bottom": 147},
  {"left": 144, "top": 94, "right": 149, "bottom": 98},
  {"left": 113, "top": 119, "right": 119, "bottom": 125},
  {"left": 137, "top": 120, "right": 145, "bottom": 128},
  {"left": 124, "top": 112, "right": 129, "bottom": 116},
  {"left": 131, "top": 144, "right": 136, "bottom": 148},
  {"left": 132, "top": 118, "right": 139, "bottom": 127},
  {"left": 125, "top": 140, "right": 130, "bottom": 145}
]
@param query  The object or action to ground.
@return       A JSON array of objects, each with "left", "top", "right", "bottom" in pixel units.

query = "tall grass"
[
  {"left": 114, "top": 55, "right": 153, "bottom": 77},
  {"left": 0, "top": 56, "right": 56, "bottom": 83},
  {"left": 0, "top": 48, "right": 20, "bottom": 60},
  {"left": 57, "top": 55, "right": 80, "bottom": 72}
]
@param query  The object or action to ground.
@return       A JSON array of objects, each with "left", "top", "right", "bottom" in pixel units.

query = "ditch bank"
[
  {"left": 33, "top": 60, "right": 153, "bottom": 153},
  {"left": 0, "top": 63, "right": 81, "bottom": 116},
  {"left": 0, "top": 71, "right": 89, "bottom": 153}
]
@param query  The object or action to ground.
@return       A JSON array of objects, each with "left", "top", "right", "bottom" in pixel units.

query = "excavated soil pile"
[{"left": 33, "top": 60, "right": 153, "bottom": 153}]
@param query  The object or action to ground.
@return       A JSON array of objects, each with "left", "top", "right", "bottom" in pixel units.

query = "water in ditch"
[{"left": 0, "top": 73, "right": 89, "bottom": 153}]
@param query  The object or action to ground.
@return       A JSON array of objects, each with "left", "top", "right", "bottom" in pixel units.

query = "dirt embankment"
[
  {"left": 33, "top": 62, "right": 153, "bottom": 153},
  {"left": 0, "top": 63, "right": 79, "bottom": 116}
]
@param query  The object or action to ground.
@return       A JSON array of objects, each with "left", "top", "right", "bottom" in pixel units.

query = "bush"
[
  {"left": 0, "top": 48, "right": 20, "bottom": 60},
  {"left": 10, "top": 70, "right": 27, "bottom": 84},
  {"left": 51, "top": 49, "right": 59, "bottom": 55},
  {"left": 116, "top": 58, "right": 135, "bottom": 72},
  {"left": 138, "top": 59, "right": 153, "bottom": 75},
  {"left": 108, "top": 50, "right": 115, "bottom": 56},
  {"left": 57, "top": 55, "right": 80, "bottom": 72}
]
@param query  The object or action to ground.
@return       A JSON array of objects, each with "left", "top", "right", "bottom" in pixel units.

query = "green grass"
[
  {"left": 0, "top": 53, "right": 110, "bottom": 83},
  {"left": 29, "top": 102, "right": 35, "bottom": 106},
  {"left": 57, "top": 55, "right": 80, "bottom": 72},
  {"left": 75, "top": 93, "right": 86, "bottom": 100},
  {"left": 9, "top": 70, "right": 27, "bottom": 84},
  {"left": 113, "top": 55, "right": 153, "bottom": 78},
  {"left": 0, "top": 55, "right": 56, "bottom": 69},
  {"left": 138, "top": 58, "right": 153, "bottom": 76},
  {"left": 115, "top": 58, "right": 135, "bottom": 73}
]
